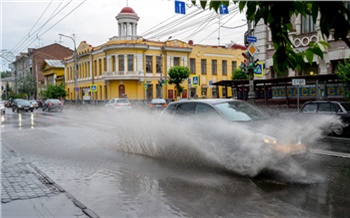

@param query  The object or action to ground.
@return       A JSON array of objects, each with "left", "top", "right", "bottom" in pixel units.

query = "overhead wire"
[{"left": 8, "top": 0, "right": 78, "bottom": 59}]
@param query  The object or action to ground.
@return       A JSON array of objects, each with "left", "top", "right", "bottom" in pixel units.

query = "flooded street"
[{"left": 1, "top": 107, "right": 350, "bottom": 217}]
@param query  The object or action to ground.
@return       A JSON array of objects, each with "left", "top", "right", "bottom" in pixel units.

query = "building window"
[
  {"left": 212, "top": 88, "right": 217, "bottom": 98},
  {"left": 201, "top": 59, "right": 207, "bottom": 74},
  {"left": 103, "top": 57, "right": 107, "bottom": 72},
  {"left": 128, "top": 55, "right": 134, "bottom": 71},
  {"left": 118, "top": 55, "right": 124, "bottom": 71},
  {"left": 222, "top": 87, "right": 226, "bottom": 97},
  {"left": 111, "top": 56, "right": 116, "bottom": 72},
  {"left": 302, "top": 15, "right": 315, "bottom": 33},
  {"left": 146, "top": 56, "right": 153, "bottom": 73},
  {"left": 190, "top": 58, "right": 196, "bottom": 74},
  {"left": 222, "top": 60, "right": 227, "bottom": 75},
  {"left": 98, "top": 59, "right": 102, "bottom": 75},
  {"left": 174, "top": 57, "right": 180, "bottom": 66},
  {"left": 156, "top": 56, "right": 162, "bottom": 73},
  {"left": 201, "top": 87, "right": 207, "bottom": 98},
  {"left": 212, "top": 60, "right": 217, "bottom": 75},
  {"left": 232, "top": 61, "right": 237, "bottom": 71}
]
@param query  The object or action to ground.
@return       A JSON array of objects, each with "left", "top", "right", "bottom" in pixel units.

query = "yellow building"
[
  {"left": 41, "top": 59, "right": 65, "bottom": 86},
  {"left": 62, "top": 6, "right": 246, "bottom": 102}
]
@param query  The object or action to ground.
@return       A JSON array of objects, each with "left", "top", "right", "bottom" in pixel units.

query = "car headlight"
[
  {"left": 257, "top": 133, "right": 306, "bottom": 154},
  {"left": 18, "top": 105, "right": 22, "bottom": 108}
]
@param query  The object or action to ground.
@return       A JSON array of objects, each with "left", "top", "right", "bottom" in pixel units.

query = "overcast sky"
[{"left": 1, "top": 0, "right": 246, "bottom": 71}]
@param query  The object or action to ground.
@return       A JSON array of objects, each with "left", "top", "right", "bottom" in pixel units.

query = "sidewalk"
[{"left": 1, "top": 145, "right": 99, "bottom": 218}]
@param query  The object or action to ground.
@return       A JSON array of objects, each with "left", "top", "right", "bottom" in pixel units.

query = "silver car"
[
  {"left": 162, "top": 99, "right": 307, "bottom": 156},
  {"left": 105, "top": 98, "right": 132, "bottom": 110},
  {"left": 0, "top": 101, "right": 5, "bottom": 114}
]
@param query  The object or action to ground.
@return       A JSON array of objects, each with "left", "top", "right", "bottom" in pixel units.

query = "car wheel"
[
  {"left": 332, "top": 124, "right": 344, "bottom": 136},
  {"left": 31, "top": 109, "right": 34, "bottom": 112}
]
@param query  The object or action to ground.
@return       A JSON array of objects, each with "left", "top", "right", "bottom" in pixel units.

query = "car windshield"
[
  {"left": 116, "top": 99, "right": 129, "bottom": 103},
  {"left": 151, "top": 99, "right": 166, "bottom": 104},
  {"left": 214, "top": 101, "right": 270, "bottom": 122},
  {"left": 340, "top": 102, "right": 350, "bottom": 111}
]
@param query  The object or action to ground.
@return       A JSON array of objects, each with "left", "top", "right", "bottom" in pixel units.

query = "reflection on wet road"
[{"left": 1, "top": 106, "right": 350, "bottom": 217}]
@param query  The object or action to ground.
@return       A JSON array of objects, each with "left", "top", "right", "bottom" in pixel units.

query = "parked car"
[
  {"left": 105, "top": 98, "right": 132, "bottom": 110},
  {"left": 0, "top": 101, "right": 5, "bottom": 114},
  {"left": 42, "top": 99, "right": 63, "bottom": 112},
  {"left": 161, "top": 99, "right": 307, "bottom": 157},
  {"left": 1, "top": 100, "right": 10, "bottom": 107},
  {"left": 12, "top": 99, "right": 34, "bottom": 113},
  {"left": 29, "top": 100, "right": 39, "bottom": 109},
  {"left": 300, "top": 100, "right": 350, "bottom": 137},
  {"left": 149, "top": 98, "right": 167, "bottom": 111}
]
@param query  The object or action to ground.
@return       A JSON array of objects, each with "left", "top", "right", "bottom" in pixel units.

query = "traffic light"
[
  {"left": 158, "top": 79, "right": 167, "bottom": 87},
  {"left": 241, "top": 51, "right": 250, "bottom": 60},
  {"left": 240, "top": 60, "right": 248, "bottom": 74}
]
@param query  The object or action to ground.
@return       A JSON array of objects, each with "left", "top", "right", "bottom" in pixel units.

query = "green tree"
[
  {"left": 231, "top": 68, "right": 248, "bottom": 80},
  {"left": 192, "top": 1, "right": 350, "bottom": 74},
  {"left": 337, "top": 57, "right": 350, "bottom": 98},
  {"left": 42, "top": 83, "right": 67, "bottom": 99},
  {"left": 1, "top": 71, "right": 11, "bottom": 78},
  {"left": 17, "top": 73, "right": 36, "bottom": 98},
  {"left": 168, "top": 66, "right": 191, "bottom": 99}
]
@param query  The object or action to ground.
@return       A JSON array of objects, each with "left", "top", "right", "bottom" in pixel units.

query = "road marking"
[{"left": 310, "top": 148, "right": 350, "bottom": 158}]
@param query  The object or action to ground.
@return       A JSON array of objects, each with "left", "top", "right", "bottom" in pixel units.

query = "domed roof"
[{"left": 120, "top": 7, "right": 135, "bottom": 13}]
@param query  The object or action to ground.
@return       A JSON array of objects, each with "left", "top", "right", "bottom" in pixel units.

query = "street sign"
[
  {"left": 248, "top": 44, "right": 257, "bottom": 56},
  {"left": 247, "top": 35, "right": 257, "bottom": 43},
  {"left": 219, "top": 4, "right": 228, "bottom": 14},
  {"left": 192, "top": 75, "right": 200, "bottom": 87},
  {"left": 175, "top": 1, "right": 186, "bottom": 14},
  {"left": 75, "top": 87, "right": 79, "bottom": 92},
  {"left": 90, "top": 84, "right": 97, "bottom": 92},
  {"left": 144, "top": 82, "right": 148, "bottom": 90},
  {"left": 292, "top": 79, "right": 306, "bottom": 86},
  {"left": 188, "top": 78, "right": 191, "bottom": 85},
  {"left": 254, "top": 62, "right": 264, "bottom": 77}
]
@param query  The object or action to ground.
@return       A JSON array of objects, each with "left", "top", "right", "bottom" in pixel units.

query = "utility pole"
[
  {"left": 247, "top": 20, "right": 255, "bottom": 104},
  {"left": 59, "top": 33, "right": 78, "bottom": 104}
]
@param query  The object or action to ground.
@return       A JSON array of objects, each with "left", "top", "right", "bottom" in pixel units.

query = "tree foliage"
[
  {"left": 337, "top": 57, "right": 350, "bottom": 98},
  {"left": 17, "top": 73, "right": 36, "bottom": 98},
  {"left": 168, "top": 66, "right": 191, "bottom": 98},
  {"left": 192, "top": 1, "right": 350, "bottom": 74},
  {"left": 1, "top": 71, "right": 11, "bottom": 78},
  {"left": 231, "top": 68, "right": 248, "bottom": 80},
  {"left": 42, "top": 83, "right": 67, "bottom": 99}
]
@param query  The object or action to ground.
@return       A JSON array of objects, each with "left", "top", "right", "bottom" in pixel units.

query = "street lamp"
[{"left": 59, "top": 33, "right": 78, "bottom": 104}]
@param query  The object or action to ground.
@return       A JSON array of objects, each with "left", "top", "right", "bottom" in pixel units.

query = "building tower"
[{"left": 115, "top": 7, "right": 140, "bottom": 40}]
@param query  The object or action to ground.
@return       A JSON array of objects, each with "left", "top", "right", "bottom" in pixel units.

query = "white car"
[
  {"left": 0, "top": 101, "right": 5, "bottom": 114},
  {"left": 105, "top": 98, "right": 132, "bottom": 110}
]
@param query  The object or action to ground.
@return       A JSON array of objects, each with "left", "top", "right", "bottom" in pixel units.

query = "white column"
[
  {"left": 124, "top": 54, "right": 127, "bottom": 72},
  {"left": 107, "top": 55, "right": 111, "bottom": 72}
]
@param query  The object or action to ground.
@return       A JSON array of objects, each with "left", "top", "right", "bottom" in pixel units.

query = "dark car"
[
  {"left": 300, "top": 100, "right": 350, "bottom": 137},
  {"left": 42, "top": 99, "right": 63, "bottom": 112},
  {"left": 11, "top": 99, "right": 34, "bottom": 113},
  {"left": 149, "top": 98, "right": 167, "bottom": 111},
  {"left": 162, "top": 99, "right": 307, "bottom": 157}
]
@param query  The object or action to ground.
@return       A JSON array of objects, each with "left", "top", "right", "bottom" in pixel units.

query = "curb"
[{"left": 6, "top": 146, "right": 100, "bottom": 218}]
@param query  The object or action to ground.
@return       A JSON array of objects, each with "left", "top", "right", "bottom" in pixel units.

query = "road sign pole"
[{"left": 297, "top": 85, "right": 300, "bottom": 112}]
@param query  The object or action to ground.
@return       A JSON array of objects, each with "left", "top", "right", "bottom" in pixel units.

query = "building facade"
[
  {"left": 11, "top": 43, "right": 73, "bottom": 99},
  {"left": 254, "top": 8, "right": 350, "bottom": 78},
  {"left": 62, "top": 6, "right": 246, "bottom": 102}
]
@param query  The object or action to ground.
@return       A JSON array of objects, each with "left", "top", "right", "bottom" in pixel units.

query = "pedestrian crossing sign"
[{"left": 90, "top": 84, "right": 97, "bottom": 92}]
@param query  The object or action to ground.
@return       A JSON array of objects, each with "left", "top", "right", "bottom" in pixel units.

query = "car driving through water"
[{"left": 161, "top": 99, "right": 308, "bottom": 159}]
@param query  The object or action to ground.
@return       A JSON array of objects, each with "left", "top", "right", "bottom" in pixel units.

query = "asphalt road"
[{"left": 1, "top": 107, "right": 350, "bottom": 217}]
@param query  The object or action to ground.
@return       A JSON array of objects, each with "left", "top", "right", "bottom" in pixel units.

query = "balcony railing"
[{"left": 103, "top": 71, "right": 144, "bottom": 81}]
